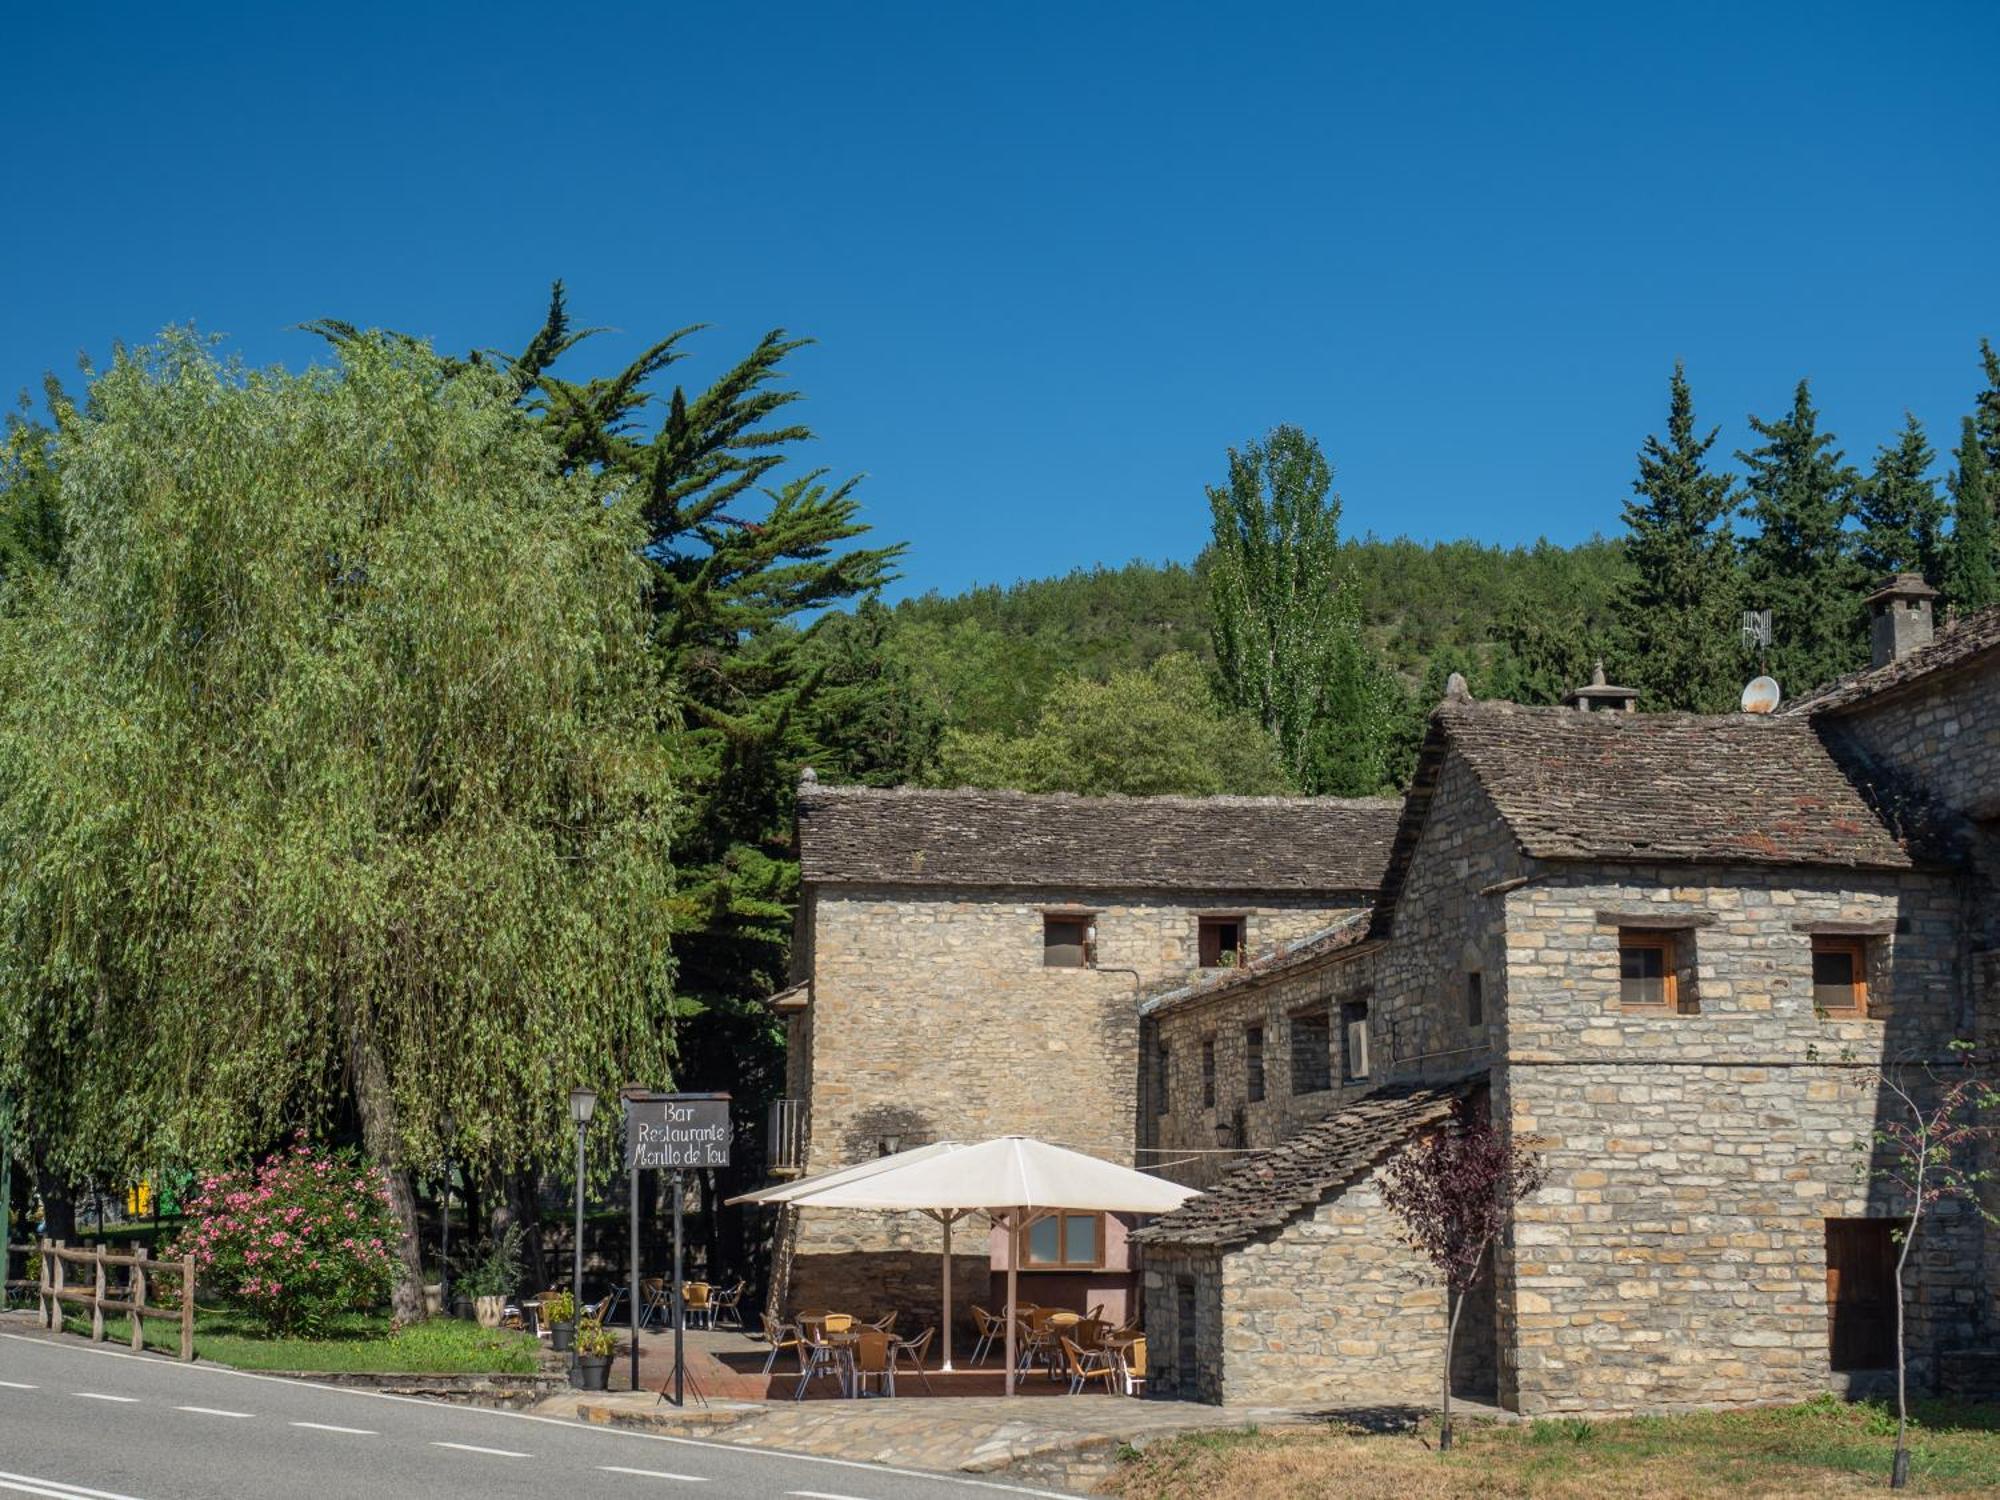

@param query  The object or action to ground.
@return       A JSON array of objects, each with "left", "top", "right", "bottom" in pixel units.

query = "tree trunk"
[
  {"left": 349, "top": 1031, "right": 428, "bottom": 1323},
  {"left": 1891, "top": 1201, "right": 1920, "bottom": 1490},
  {"left": 1441, "top": 1281, "right": 1465, "bottom": 1452},
  {"left": 503, "top": 1171, "right": 548, "bottom": 1292},
  {"left": 28, "top": 1142, "right": 78, "bottom": 1245}
]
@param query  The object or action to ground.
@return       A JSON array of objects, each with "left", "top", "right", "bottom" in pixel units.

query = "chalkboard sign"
[{"left": 625, "top": 1093, "right": 732, "bottom": 1171}]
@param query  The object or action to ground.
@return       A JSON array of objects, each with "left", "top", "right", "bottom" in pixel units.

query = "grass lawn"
[
  {"left": 1107, "top": 1397, "right": 2000, "bottom": 1499},
  {"left": 62, "top": 1307, "right": 542, "bottom": 1374}
]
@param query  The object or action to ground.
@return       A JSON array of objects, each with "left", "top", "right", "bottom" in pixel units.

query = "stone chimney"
[
  {"left": 1866, "top": 573, "right": 1937, "bottom": 669},
  {"left": 1561, "top": 659, "right": 1639, "bottom": 713}
]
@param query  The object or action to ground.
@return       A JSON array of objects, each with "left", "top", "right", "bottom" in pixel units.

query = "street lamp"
[
  {"left": 569, "top": 1088, "right": 597, "bottom": 1331},
  {"left": 438, "top": 1110, "right": 456, "bottom": 1313}
]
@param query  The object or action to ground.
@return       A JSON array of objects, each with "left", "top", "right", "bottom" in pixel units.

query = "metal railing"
[{"left": 767, "top": 1098, "right": 808, "bottom": 1175}]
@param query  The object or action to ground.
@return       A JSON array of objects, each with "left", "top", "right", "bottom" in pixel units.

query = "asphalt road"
[{"left": 0, "top": 1332, "right": 1074, "bottom": 1500}]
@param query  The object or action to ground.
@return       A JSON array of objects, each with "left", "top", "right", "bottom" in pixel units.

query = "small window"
[
  {"left": 1021, "top": 1211, "right": 1103, "bottom": 1269},
  {"left": 1244, "top": 1024, "right": 1265, "bottom": 1103},
  {"left": 1619, "top": 930, "right": 1680, "bottom": 1012},
  {"left": 1043, "top": 914, "right": 1096, "bottom": 968},
  {"left": 1201, "top": 1037, "right": 1216, "bottom": 1109},
  {"left": 1290, "top": 1007, "right": 1331, "bottom": 1094},
  {"left": 1813, "top": 936, "right": 1870, "bottom": 1016},
  {"left": 1153, "top": 1042, "right": 1171, "bottom": 1116},
  {"left": 1342, "top": 1000, "right": 1370, "bottom": 1082},
  {"left": 1466, "top": 971, "right": 1484, "bottom": 1027},
  {"left": 1198, "top": 916, "right": 1245, "bottom": 968}
]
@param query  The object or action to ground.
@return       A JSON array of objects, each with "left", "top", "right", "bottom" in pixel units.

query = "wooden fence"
[{"left": 35, "top": 1239, "right": 195, "bottom": 1361}]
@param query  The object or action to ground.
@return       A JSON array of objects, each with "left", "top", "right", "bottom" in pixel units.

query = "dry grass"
[{"left": 1104, "top": 1397, "right": 2000, "bottom": 1499}]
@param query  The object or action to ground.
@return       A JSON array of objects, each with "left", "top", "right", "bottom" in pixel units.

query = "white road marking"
[
  {"left": 431, "top": 1442, "right": 529, "bottom": 1459},
  {"left": 174, "top": 1405, "right": 253, "bottom": 1419},
  {"left": 787, "top": 1492, "right": 874, "bottom": 1500},
  {"left": 0, "top": 1380, "right": 37, "bottom": 1389},
  {"left": 0, "top": 1333, "right": 1071, "bottom": 1497},
  {"left": 0, "top": 1470, "right": 152, "bottom": 1500},
  {"left": 600, "top": 1480, "right": 712, "bottom": 1496},
  {"left": 71, "top": 1393, "right": 138, "bottom": 1404},
  {"left": 288, "top": 1421, "right": 375, "bottom": 1435}
]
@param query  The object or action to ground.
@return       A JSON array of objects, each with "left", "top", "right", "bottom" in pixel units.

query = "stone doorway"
[{"left": 1826, "top": 1217, "right": 1902, "bottom": 1371}]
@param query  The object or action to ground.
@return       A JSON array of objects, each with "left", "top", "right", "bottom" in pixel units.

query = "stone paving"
[{"left": 547, "top": 1327, "right": 1512, "bottom": 1492}]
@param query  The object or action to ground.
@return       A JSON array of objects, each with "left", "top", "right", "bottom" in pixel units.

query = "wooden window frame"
[
  {"left": 1618, "top": 929, "right": 1680, "bottom": 1013},
  {"left": 1197, "top": 915, "right": 1247, "bottom": 969},
  {"left": 1289, "top": 1005, "right": 1332, "bottom": 1096},
  {"left": 1042, "top": 912, "right": 1098, "bottom": 969},
  {"left": 1019, "top": 1210, "right": 1106, "bottom": 1270},
  {"left": 1244, "top": 1023, "right": 1265, "bottom": 1103},
  {"left": 1341, "top": 999, "right": 1370, "bottom": 1083},
  {"left": 1812, "top": 934, "right": 1871, "bottom": 1018}
]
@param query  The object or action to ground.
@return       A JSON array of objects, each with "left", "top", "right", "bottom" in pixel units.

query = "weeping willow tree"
[{"left": 0, "top": 334, "right": 682, "bottom": 1316}]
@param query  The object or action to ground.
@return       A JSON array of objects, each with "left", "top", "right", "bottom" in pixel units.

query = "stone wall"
[
  {"left": 1496, "top": 865, "right": 1984, "bottom": 1414},
  {"left": 1149, "top": 751, "right": 1518, "bottom": 1190},
  {"left": 1142, "top": 1160, "right": 1494, "bottom": 1408},
  {"left": 786, "top": 882, "right": 1360, "bottom": 1321}
]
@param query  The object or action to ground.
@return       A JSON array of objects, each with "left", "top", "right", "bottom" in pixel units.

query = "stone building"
[
  {"left": 763, "top": 576, "right": 1998, "bottom": 1414},
  {"left": 1135, "top": 582, "right": 2000, "bottom": 1413},
  {"left": 771, "top": 782, "right": 1401, "bottom": 1332}
]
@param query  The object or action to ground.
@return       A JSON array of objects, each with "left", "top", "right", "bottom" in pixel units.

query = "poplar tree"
[
  {"left": 1615, "top": 363, "right": 1742, "bottom": 711},
  {"left": 1737, "top": 380, "right": 1867, "bottom": 695},
  {"left": 1976, "top": 338, "right": 2000, "bottom": 476},
  {"left": 1945, "top": 415, "right": 1998, "bottom": 614},
  {"left": 1205, "top": 426, "right": 1400, "bottom": 795},
  {"left": 1856, "top": 414, "right": 1946, "bottom": 588}
]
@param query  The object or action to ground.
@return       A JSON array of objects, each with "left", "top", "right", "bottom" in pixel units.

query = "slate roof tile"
[
  {"left": 1132, "top": 1083, "right": 1462, "bottom": 1249},
  {"left": 796, "top": 782, "right": 1402, "bottom": 892},
  {"left": 1785, "top": 604, "right": 2000, "bottom": 717}
]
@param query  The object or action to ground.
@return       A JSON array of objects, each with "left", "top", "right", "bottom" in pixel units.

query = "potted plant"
[
  {"left": 454, "top": 1226, "right": 523, "bottom": 1328},
  {"left": 572, "top": 1317, "right": 615, "bottom": 1391},
  {"left": 542, "top": 1289, "right": 577, "bottom": 1352}
]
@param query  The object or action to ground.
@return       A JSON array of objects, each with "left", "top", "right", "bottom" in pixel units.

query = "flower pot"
[
  {"left": 475, "top": 1295, "right": 506, "bottom": 1328},
  {"left": 423, "top": 1284, "right": 445, "bottom": 1318},
  {"left": 550, "top": 1321, "right": 576, "bottom": 1353},
  {"left": 572, "top": 1354, "right": 611, "bottom": 1391},
  {"left": 452, "top": 1294, "right": 475, "bottom": 1321}
]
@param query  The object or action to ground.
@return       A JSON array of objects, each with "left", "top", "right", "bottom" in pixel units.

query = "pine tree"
[
  {"left": 1737, "top": 379, "right": 1867, "bottom": 696},
  {"left": 1976, "top": 338, "right": 2000, "bottom": 477},
  {"left": 1945, "top": 415, "right": 1997, "bottom": 614},
  {"left": 1855, "top": 414, "right": 1946, "bottom": 588},
  {"left": 1614, "top": 363, "right": 1743, "bottom": 711}
]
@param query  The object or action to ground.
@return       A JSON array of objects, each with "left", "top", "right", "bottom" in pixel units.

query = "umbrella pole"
[
  {"left": 1004, "top": 1209, "right": 1018, "bottom": 1397},
  {"left": 940, "top": 1211, "right": 955, "bottom": 1373}
]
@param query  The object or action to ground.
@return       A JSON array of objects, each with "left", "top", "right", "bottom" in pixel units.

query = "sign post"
[{"left": 623, "top": 1092, "right": 731, "bottom": 1405}]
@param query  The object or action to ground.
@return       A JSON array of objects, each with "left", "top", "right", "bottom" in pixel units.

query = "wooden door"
[{"left": 1826, "top": 1219, "right": 1902, "bottom": 1370}]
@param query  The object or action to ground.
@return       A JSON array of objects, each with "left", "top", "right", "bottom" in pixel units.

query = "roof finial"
[
  {"left": 1444, "top": 672, "right": 1472, "bottom": 704},
  {"left": 1590, "top": 659, "right": 1608, "bottom": 687}
]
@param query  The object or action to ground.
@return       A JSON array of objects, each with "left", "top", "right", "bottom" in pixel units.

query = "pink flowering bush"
[{"left": 174, "top": 1137, "right": 401, "bottom": 1335}]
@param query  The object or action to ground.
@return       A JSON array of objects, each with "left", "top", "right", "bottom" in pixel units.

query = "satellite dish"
[{"left": 1741, "top": 676, "right": 1782, "bottom": 715}]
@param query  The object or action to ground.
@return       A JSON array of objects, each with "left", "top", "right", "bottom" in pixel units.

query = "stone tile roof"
[
  {"left": 1784, "top": 604, "right": 2000, "bottom": 717},
  {"left": 1437, "top": 702, "right": 1913, "bottom": 870},
  {"left": 1133, "top": 1084, "right": 1462, "bottom": 1249},
  {"left": 796, "top": 781, "right": 1403, "bottom": 892},
  {"left": 1136, "top": 912, "right": 1375, "bottom": 1018}
]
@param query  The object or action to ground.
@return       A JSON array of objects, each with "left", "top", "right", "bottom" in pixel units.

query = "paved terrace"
[{"left": 544, "top": 1327, "right": 1510, "bottom": 1490}]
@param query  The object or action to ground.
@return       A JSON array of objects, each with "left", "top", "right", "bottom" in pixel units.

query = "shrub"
[
  {"left": 174, "top": 1137, "right": 400, "bottom": 1335},
  {"left": 454, "top": 1225, "right": 524, "bottom": 1300},
  {"left": 574, "top": 1317, "right": 616, "bottom": 1358}
]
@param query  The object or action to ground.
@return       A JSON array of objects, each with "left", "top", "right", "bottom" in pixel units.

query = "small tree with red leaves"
[
  {"left": 1380, "top": 1099, "right": 1546, "bottom": 1452},
  {"left": 1857, "top": 1042, "right": 1999, "bottom": 1490}
]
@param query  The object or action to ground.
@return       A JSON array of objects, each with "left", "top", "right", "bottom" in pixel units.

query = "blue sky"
[{"left": 5, "top": 2, "right": 1997, "bottom": 600}]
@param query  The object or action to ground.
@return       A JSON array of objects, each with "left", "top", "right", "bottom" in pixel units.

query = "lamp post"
[
  {"left": 569, "top": 1088, "right": 597, "bottom": 1332},
  {"left": 438, "top": 1109, "right": 456, "bottom": 1314}
]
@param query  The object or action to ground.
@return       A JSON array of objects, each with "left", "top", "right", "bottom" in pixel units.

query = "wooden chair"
[
  {"left": 1060, "top": 1335, "right": 1118, "bottom": 1395},
  {"left": 711, "top": 1279, "right": 747, "bottom": 1330},
  {"left": 892, "top": 1326, "right": 935, "bottom": 1395},
  {"left": 864, "top": 1310, "right": 898, "bottom": 1334},
  {"left": 682, "top": 1281, "right": 712, "bottom": 1329},
  {"left": 1114, "top": 1334, "right": 1147, "bottom": 1396},
  {"left": 793, "top": 1323, "right": 848, "bottom": 1401},
  {"left": 759, "top": 1311, "right": 804, "bottom": 1375},
  {"left": 637, "top": 1276, "right": 670, "bottom": 1331},
  {"left": 1075, "top": 1317, "right": 1110, "bottom": 1349},
  {"left": 821, "top": 1312, "right": 854, "bottom": 1333},
  {"left": 851, "top": 1329, "right": 895, "bottom": 1397},
  {"left": 969, "top": 1304, "right": 1008, "bottom": 1365}
]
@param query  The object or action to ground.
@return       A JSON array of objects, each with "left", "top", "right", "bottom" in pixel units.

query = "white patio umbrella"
[{"left": 733, "top": 1135, "right": 1198, "bottom": 1392}]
